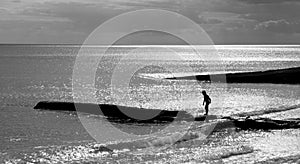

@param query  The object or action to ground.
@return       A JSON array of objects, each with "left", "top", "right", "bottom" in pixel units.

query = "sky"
[{"left": 0, "top": 0, "right": 300, "bottom": 44}]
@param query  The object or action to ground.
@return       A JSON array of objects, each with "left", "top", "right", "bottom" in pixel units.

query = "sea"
[{"left": 0, "top": 45, "right": 299, "bottom": 163}]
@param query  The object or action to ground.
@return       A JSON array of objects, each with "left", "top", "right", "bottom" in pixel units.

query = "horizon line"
[{"left": 0, "top": 44, "right": 300, "bottom": 46}]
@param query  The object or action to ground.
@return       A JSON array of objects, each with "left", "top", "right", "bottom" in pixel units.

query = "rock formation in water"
[
  {"left": 34, "top": 101, "right": 300, "bottom": 131},
  {"left": 165, "top": 66, "right": 300, "bottom": 84}
]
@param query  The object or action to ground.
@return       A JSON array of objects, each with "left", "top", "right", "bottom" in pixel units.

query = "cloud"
[
  {"left": 0, "top": 14, "right": 71, "bottom": 22},
  {"left": 198, "top": 16, "right": 222, "bottom": 24},
  {"left": 255, "top": 19, "right": 300, "bottom": 34},
  {"left": 238, "top": 0, "right": 300, "bottom": 4},
  {"left": 238, "top": 1, "right": 300, "bottom": 22},
  {"left": 0, "top": 0, "right": 300, "bottom": 44}
]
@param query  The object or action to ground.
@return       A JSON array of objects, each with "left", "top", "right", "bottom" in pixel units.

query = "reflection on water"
[{"left": 0, "top": 45, "right": 300, "bottom": 163}]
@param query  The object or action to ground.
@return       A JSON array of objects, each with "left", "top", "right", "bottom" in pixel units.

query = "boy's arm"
[{"left": 203, "top": 100, "right": 205, "bottom": 105}]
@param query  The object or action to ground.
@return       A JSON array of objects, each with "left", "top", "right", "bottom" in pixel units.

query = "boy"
[{"left": 202, "top": 90, "right": 211, "bottom": 115}]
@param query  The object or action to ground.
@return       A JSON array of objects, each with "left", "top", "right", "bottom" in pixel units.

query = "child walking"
[{"left": 202, "top": 90, "right": 211, "bottom": 115}]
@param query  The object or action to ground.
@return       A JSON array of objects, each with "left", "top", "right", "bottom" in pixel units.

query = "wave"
[
  {"left": 91, "top": 116, "right": 300, "bottom": 153},
  {"left": 165, "top": 66, "right": 300, "bottom": 84},
  {"left": 90, "top": 130, "right": 206, "bottom": 153},
  {"left": 218, "top": 146, "right": 254, "bottom": 159},
  {"left": 224, "top": 117, "right": 300, "bottom": 130},
  {"left": 233, "top": 104, "right": 300, "bottom": 117}
]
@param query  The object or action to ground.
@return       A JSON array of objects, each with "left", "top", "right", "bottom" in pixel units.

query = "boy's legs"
[{"left": 205, "top": 104, "right": 209, "bottom": 115}]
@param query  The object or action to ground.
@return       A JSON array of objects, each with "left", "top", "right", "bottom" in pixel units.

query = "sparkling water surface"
[{"left": 0, "top": 45, "right": 300, "bottom": 163}]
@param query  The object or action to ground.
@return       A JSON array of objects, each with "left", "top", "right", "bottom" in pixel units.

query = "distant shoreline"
[{"left": 166, "top": 66, "right": 300, "bottom": 84}]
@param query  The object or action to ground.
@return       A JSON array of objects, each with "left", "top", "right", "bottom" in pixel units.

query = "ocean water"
[{"left": 0, "top": 45, "right": 300, "bottom": 163}]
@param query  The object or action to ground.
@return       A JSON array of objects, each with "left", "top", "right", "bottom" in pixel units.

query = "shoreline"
[{"left": 34, "top": 101, "right": 300, "bottom": 130}]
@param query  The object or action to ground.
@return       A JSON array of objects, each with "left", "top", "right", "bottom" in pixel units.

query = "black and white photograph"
[{"left": 0, "top": 0, "right": 300, "bottom": 163}]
